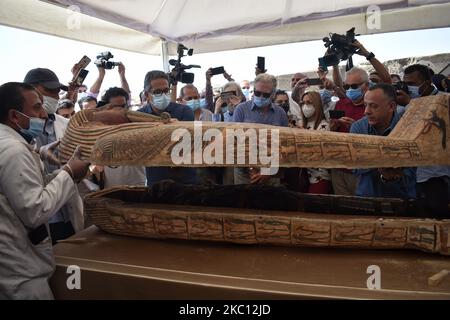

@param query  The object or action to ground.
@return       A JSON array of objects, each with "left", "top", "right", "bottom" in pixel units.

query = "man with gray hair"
[
  {"left": 233, "top": 74, "right": 287, "bottom": 126},
  {"left": 232, "top": 73, "right": 288, "bottom": 185},
  {"left": 329, "top": 66, "right": 371, "bottom": 196}
]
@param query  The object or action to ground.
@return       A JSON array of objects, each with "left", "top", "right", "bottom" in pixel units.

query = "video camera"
[
  {"left": 94, "top": 51, "right": 120, "bottom": 70},
  {"left": 318, "top": 27, "right": 359, "bottom": 71},
  {"left": 168, "top": 44, "right": 200, "bottom": 85}
]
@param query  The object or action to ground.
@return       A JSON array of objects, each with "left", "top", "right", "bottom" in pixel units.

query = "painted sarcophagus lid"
[{"left": 60, "top": 95, "right": 450, "bottom": 255}]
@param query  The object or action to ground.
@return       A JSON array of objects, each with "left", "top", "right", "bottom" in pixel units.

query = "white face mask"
[
  {"left": 43, "top": 96, "right": 59, "bottom": 114},
  {"left": 302, "top": 104, "right": 315, "bottom": 119}
]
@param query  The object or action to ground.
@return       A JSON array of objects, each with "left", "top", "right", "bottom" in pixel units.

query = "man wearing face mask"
[
  {"left": 138, "top": 70, "right": 196, "bottom": 185},
  {"left": 23, "top": 68, "right": 83, "bottom": 243},
  {"left": 241, "top": 80, "right": 251, "bottom": 100},
  {"left": 180, "top": 84, "right": 213, "bottom": 121},
  {"left": 402, "top": 64, "right": 450, "bottom": 218},
  {"left": 232, "top": 73, "right": 288, "bottom": 185},
  {"left": 180, "top": 84, "right": 220, "bottom": 184},
  {"left": 0, "top": 82, "right": 90, "bottom": 299},
  {"left": 328, "top": 67, "right": 371, "bottom": 196}
]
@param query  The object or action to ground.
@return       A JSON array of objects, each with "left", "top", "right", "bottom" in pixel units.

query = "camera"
[
  {"left": 167, "top": 44, "right": 200, "bottom": 85},
  {"left": 318, "top": 27, "right": 359, "bottom": 71},
  {"left": 393, "top": 81, "right": 410, "bottom": 95},
  {"left": 94, "top": 51, "right": 120, "bottom": 70}
]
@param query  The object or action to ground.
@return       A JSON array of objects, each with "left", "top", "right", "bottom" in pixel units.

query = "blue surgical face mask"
[
  {"left": 221, "top": 105, "right": 229, "bottom": 114},
  {"left": 319, "top": 89, "right": 333, "bottom": 105},
  {"left": 152, "top": 93, "right": 171, "bottom": 110},
  {"left": 346, "top": 88, "right": 363, "bottom": 101},
  {"left": 186, "top": 99, "right": 201, "bottom": 111},
  {"left": 253, "top": 96, "right": 271, "bottom": 108},
  {"left": 16, "top": 111, "right": 46, "bottom": 139},
  {"left": 242, "top": 88, "right": 250, "bottom": 100},
  {"left": 200, "top": 98, "right": 207, "bottom": 108},
  {"left": 407, "top": 85, "right": 420, "bottom": 99},
  {"left": 407, "top": 81, "right": 431, "bottom": 99}
]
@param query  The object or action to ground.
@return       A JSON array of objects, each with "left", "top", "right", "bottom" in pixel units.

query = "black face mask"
[{"left": 278, "top": 103, "right": 290, "bottom": 113}]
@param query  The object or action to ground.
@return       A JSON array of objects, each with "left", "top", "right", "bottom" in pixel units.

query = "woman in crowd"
[{"left": 300, "top": 91, "right": 332, "bottom": 194}]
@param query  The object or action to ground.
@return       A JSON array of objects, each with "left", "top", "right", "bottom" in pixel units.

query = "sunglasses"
[
  {"left": 253, "top": 90, "right": 272, "bottom": 98},
  {"left": 151, "top": 88, "right": 170, "bottom": 95},
  {"left": 343, "top": 82, "right": 365, "bottom": 90}
]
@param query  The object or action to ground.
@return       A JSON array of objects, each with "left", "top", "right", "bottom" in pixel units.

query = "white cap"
[{"left": 417, "top": 60, "right": 436, "bottom": 73}]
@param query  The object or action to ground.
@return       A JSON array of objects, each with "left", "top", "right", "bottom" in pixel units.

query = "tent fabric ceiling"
[{"left": 1, "top": 0, "right": 450, "bottom": 55}]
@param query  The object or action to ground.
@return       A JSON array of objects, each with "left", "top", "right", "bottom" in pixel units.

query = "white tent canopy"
[{"left": 1, "top": 0, "right": 450, "bottom": 55}]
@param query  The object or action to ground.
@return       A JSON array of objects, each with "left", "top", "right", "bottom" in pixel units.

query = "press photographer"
[
  {"left": 88, "top": 51, "right": 131, "bottom": 105},
  {"left": 322, "top": 29, "right": 391, "bottom": 196}
]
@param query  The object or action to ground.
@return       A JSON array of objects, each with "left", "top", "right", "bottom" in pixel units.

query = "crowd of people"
[{"left": 1, "top": 38, "right": 450, "bottom": 299}]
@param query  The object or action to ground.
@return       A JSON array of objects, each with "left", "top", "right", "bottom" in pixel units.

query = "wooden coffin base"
[
  {"left": 50, "top": 226, "right": 450, "bottom": 299},
  {"left": 84, "top": 185, "right": 450, "bottom": 256}
]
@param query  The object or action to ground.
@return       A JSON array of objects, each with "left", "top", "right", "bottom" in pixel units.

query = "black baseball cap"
[{"left": 23, "top": 68, "right": 68, "bottom": 91}]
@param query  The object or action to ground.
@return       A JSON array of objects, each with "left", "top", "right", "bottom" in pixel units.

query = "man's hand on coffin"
[
  {"left": 63, "top": 146, "right": 90, "bottom": 183},
  {"left": 249, "top": 168, "right": 272, "bottom": 184},
  {"left": 39, "top": 140, "right": 61, "bottom": 166},
  {"left": 378, "top": 168, "right": 403, "bottom": 182}
]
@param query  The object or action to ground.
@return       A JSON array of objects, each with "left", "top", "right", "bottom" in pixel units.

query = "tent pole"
[{"left": 161, "top": 38, "right": 169, "bottom": 72}]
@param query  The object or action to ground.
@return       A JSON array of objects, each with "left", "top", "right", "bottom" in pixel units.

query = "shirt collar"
[
  {"left": 251, "top": 101, "right": 275, "bottom": 112},
  {"left": 368, "top": 110, "right": 400, "bottom": 136},
  {"left": 430, "top": 84, "right": 439, "bottom": 96},
  {"left": 0, "top": 123, "right": 33, "bottom": 145},
  {"left": 146, "top": 102, "right": 176, "bottom": 115}
]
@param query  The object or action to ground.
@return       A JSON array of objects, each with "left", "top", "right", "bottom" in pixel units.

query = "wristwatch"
[{"left": 366, "top": 52, "right": 375, "bottom": 61}]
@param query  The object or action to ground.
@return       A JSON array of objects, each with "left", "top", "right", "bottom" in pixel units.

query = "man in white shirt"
[{"left": 0, "top": 82, "right": 89, "bottom": 299}]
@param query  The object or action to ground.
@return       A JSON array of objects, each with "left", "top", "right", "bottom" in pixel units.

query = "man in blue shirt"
[
  {"left": 232, "top": 73, "right": 288, "bottom": 185},
  {"left": 350, "top": 83, "right": 416, "bottom": 199},
  {"left": 402, "top": 64, "right": 449, "bottom": 217},
  {"left": 232, "top": 78, "right": 289, "bottom": 127},
  {"left": 138, "top": 70, "right": 197, "bottom": 185}
]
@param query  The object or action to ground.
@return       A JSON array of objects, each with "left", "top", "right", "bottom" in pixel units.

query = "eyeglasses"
[
  {"left": 343, "top": 82, "right": 366, "bottom": 90},
  {"left": 183, "top": 96, "right": 199, "bottom": 101},
  {"left": 151, "top": 88, "right": 170, "bottom": 95},
  {"left": 253, "top": 90, "right": 272, "bottom": 98}
]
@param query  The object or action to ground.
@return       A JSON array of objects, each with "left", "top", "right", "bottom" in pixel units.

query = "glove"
[{"left": 63, "top": 146, "right": 90, "bottom": 183}]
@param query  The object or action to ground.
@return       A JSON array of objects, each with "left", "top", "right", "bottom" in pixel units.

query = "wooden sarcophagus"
[{"left": 61, "top": 95, "right": 450, "bottom": 255}]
